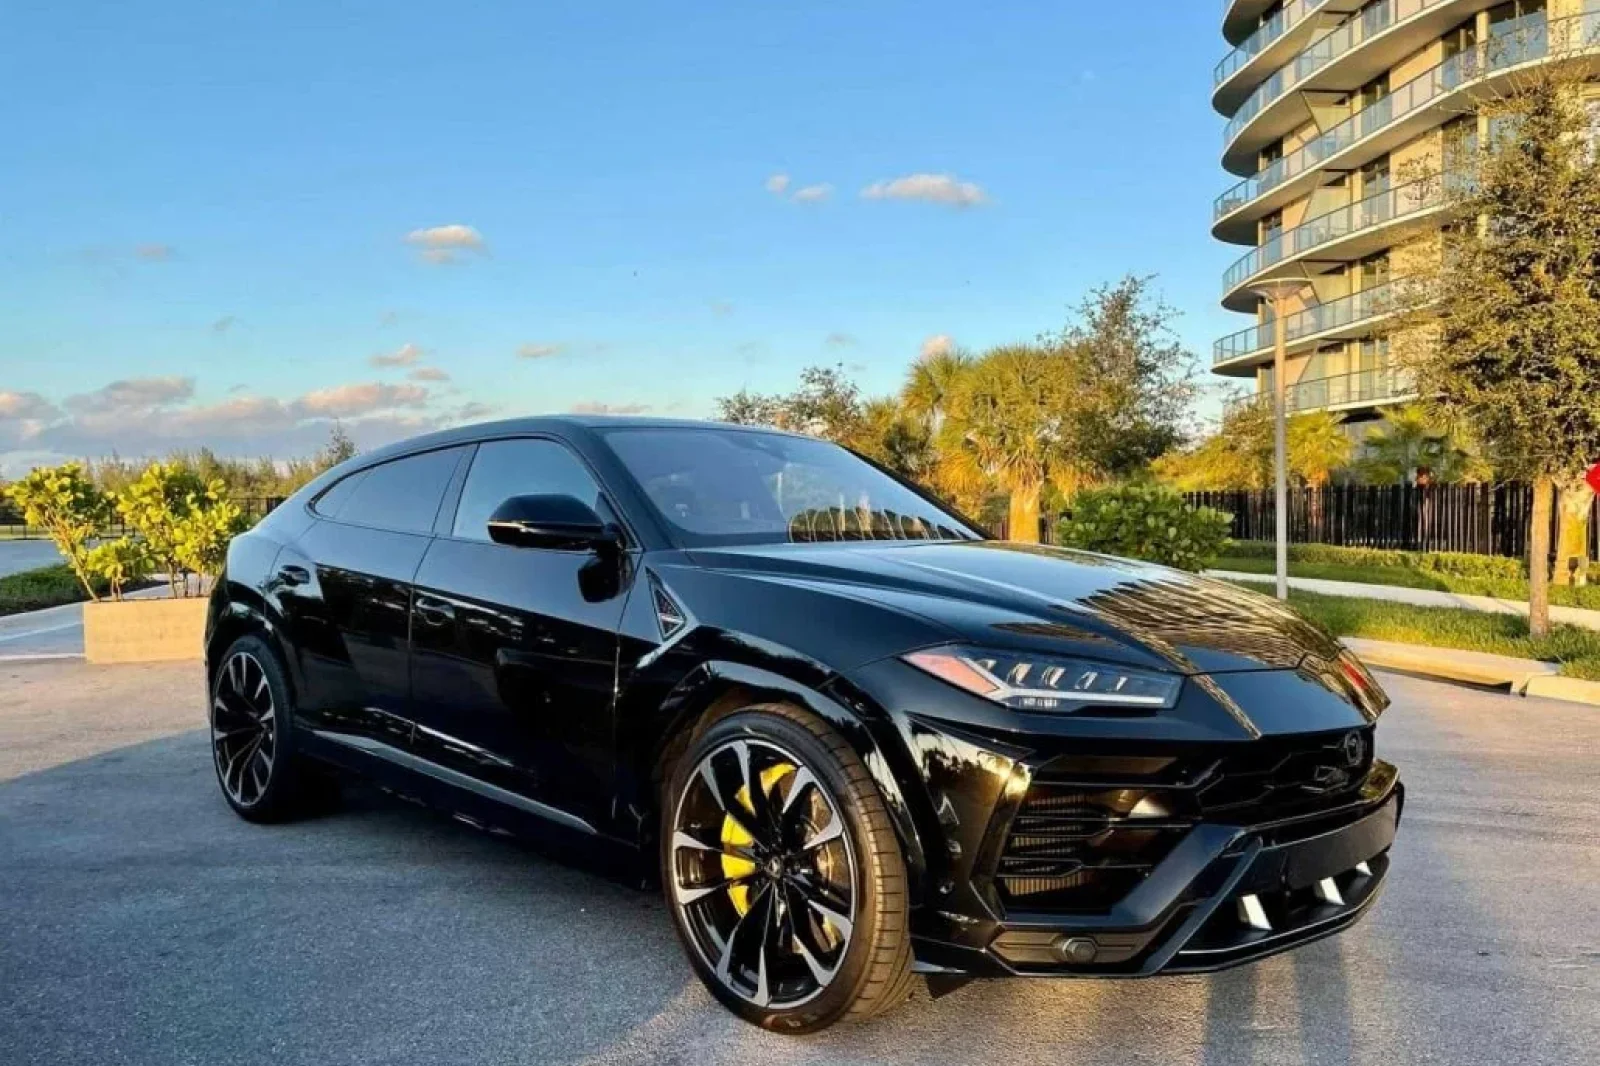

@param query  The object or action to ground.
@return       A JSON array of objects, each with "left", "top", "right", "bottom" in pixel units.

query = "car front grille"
[{"left": 995, "top": 730, "right": 1375, "bottom": 915}]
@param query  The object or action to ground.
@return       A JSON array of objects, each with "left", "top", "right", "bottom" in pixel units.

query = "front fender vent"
[{"left": 652, "top": 582, "right": 687, "bottom": 640}]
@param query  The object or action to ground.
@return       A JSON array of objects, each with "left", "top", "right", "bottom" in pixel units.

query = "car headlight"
[{"left": 903, "top": 645, "right": 1181, "bottom": 713}]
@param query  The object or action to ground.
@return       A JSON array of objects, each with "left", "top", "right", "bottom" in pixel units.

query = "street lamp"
[{"left": 1251, "top": 278, "right": 1313, "bottom": 602}]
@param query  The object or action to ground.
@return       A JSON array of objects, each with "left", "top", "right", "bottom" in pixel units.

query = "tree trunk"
[
  {"left": 1008, "top": 484, "right": 1041, "bottom": 544},
  {"left": 1528, "top": 475, "right": 1554, "bottom": 639},
  {"left": 1553, "top": 474, "right": 1593, "bottom": 587}
]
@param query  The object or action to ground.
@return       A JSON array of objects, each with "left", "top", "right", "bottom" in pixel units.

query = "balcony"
[
  {"left": 1213, "top": 277, "right": 1409, "bottom": 368},
  {"left": 1216, "top": 12, "right": 1600, "bottom": 236},
  {"left": 1225, "top": 365, "right": 1418, "bottom": 416},
  {"left": 1288, "top": 365, "right": 1417, "bottom": 413},
  {"left": 1222, "top": 178, "right": 1444, "bottom": 307},
  {"left": 1220, "top": 0, "right": 1474, "bottom": 164},
  {"left": 1214, "top": 0, "right": 1338, "bottom": 113}
]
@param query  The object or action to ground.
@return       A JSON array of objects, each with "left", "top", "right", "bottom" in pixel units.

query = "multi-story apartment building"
[{"left": 1211, "top": 0, "right": 1600, "bottom": 422}]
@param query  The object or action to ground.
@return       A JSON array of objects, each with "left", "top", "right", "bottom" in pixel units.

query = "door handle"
[
  {"left": 415, "top": 599, "right": 456, "bottom": 626},
  {"left": 276, "top": 564, "right": 311, "bottom": 587}
]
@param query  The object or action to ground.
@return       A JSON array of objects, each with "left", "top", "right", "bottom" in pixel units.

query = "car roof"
[{"left": 349, "top": 414, "right": 810, "bottom": 467}]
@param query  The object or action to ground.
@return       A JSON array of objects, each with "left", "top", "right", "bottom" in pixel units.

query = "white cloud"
[
  {"left": 764, "top": 173, "right": 791, "bottom": 195},
  {"left": 370, "top": 342, "right": 424, "bottom": 368},
  {"left": 824, "top": 332, "right": 857, "bottom": 348},
  {"left": 517, "top": 342, "right": 564, "bottom": 360},
  {"left": 791, "top": 183, "right": 833, "bottom": 204},
  {"left": 405, "top": 224, "right": 486, "bottom": 264},
  {"left": 293, "top": 382, "right": 430, "bottom": 419},
  {"left": 64, "top": 376, "right": 195, "bottom": 416},
  {"left": 134, "top": 243, "right": 175, "bottom": 262},
  {"left": 0, "top": 390, "right": 60, "bottom": 422},
  {"left": 920, "top": 334, "right": 955, "bottom": 359},
  {"left": 1, "top": 377, "right": 451, "bottom": 471},
  {"left": 862, "top": 173, "right": 987, "bottom": 208},
  {"left": 408, "top": 366, "right": 450, "bottom": 382},
  {"left": 568, "top": 401, "right": 652, "bottom": 415}
]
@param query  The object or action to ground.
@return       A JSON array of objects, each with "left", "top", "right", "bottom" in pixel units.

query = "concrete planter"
[{"left": 83, "top": 596, "right": 208, "bottom": 664}]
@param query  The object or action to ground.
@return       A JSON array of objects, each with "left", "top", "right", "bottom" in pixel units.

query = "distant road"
[{"left": 0, "top": 540, "right": 65, "bottom": 578}]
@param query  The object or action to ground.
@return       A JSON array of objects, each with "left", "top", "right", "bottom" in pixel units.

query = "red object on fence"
[{"left": 1588, "top": 463, "right": 1600, "bottom": 496}]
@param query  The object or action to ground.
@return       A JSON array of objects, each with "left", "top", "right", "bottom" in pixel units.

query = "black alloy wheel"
[
  {"left": 663, "top": 706, "right": 913, "bottom": 1032},
  {"left": 212, "top": 648, "right": 278, "bottom": 808},
  {"left": 209, "top": 635, "right": 331, "bottom": 823}
]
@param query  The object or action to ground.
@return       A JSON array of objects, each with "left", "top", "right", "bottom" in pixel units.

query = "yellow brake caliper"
[{"left": 721, "top": 762, "right": 795, "bottom": 915}]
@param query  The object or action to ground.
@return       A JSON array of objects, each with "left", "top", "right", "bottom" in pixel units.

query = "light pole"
[{"left": 1251, "top": 279, "right": 1311, "bottom": 601}]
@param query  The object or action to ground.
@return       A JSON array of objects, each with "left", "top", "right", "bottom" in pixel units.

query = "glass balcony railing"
[
  {"left": 1287, "top": 365, "right": 1417, "bottom": 412},
  {"left": 1215, "top": 0, "right": 1329, "bottom": 87},
  {"left": 1212, "top": 276, "right": 1408, "bottom": 364},
  {"left": 1223, "top": 178, "right": 1443, "bottom": 294},
  {"left": 1215, "top": 13, "right": 1600, "bottom": 221},
  {"left": 1224, "top": 365, "right": 1418, "bottom": 415}
]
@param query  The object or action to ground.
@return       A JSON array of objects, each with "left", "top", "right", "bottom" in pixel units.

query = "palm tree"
[
  {"left": 1356, "top": 403, "right": 1488, "bottom": 484},
  {"left": 1288, "top": 411, "right": 1354, "bottom": 488},
  {"left": 903, "top": 347, "right": 973, "bottom": 431},
  {"left": 938, "top": 344, "right": 1081, "bottom": 543}
]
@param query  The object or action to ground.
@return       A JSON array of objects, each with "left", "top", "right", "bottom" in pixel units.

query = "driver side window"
[{"left": 450, "top": 438, "right": 606, "bottom": 543}]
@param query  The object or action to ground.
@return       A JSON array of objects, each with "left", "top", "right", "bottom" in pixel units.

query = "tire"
[
  {"left": 209, "top": 634, "right": 335, "bottom": 824},
  {"left": 661, "top": 703, "right": 913, "bottom": 1033}
]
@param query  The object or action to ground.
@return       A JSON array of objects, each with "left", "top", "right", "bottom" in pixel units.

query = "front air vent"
[{"left": 652, "top": 583, "right": 687, "bottom": 639}]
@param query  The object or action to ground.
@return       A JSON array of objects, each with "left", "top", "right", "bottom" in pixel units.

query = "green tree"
[
  {"left": 1354, "top": 404, "right": 1486, "bottom": 485},
  {"left": 714, "top": 364, "right": 867, "bottom": 444},
  {"left": 1042, "top": 275, "right": 1199, "bottom": 481},
  {"left": 5, "top": 464, "right": 113, "bottom": 600},
  {"left": 1287, "top": 411, "right": 1355, "bottom": 489},
  {"left": 1392, "top": 69, "right": 1600, "bottom": 635},
  {"left": 320, "top": 422, "right": 358, "bottom": 468},
  {"left": 937, "top": 344, "right": 1084, "bottom": 542}
]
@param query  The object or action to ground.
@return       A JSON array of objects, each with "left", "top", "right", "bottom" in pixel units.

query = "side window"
[
  {"left": 334, "top": 447, "right": 465, "bottom": 534},
  {"left": 451, "top": 438, "right": 605, "bottom": 542},
  {"left": 311, "top": 468, "right": 368, "bottom": 519}
]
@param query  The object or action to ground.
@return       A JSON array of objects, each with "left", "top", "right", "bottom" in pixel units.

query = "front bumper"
[
  {"left": 969, "top": 783, "right": 1400, "bottom": 976},
  {"left": 905, "top": 748, "right": 1403, "bottom": 979}
]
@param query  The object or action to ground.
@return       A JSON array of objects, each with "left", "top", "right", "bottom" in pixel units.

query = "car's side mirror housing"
[{"left": 486, "top": 495, "right": 620, "bottom": 552}]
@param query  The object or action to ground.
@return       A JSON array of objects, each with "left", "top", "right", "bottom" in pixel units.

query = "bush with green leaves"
[
  {"left": 1058, "top": 483, "right": 1232, "bottom": 572},
  {"left": 4, "top": 463, "right": 113, "bottom": 600},
  {"left": 1220, "top": 541, "right": 1561, "bottom": 581},
  {"left": 83, "top": 538, "right": 153, "bottom": 600},
  {"left": 115, "top": 462, "right": 248, "bottom": 596}
]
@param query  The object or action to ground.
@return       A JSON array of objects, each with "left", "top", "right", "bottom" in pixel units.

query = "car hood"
[{"left": 686, "top": 539, "right": 1345, "bottom": 675}]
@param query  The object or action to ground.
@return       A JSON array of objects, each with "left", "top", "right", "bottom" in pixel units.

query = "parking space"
[{"left": 1, "top": 662, "right": 1596, "bottom": 1066}]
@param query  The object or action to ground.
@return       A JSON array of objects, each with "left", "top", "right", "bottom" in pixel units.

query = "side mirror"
[{"left": 487, "top": 495, "right": 621, "bottom": 552}]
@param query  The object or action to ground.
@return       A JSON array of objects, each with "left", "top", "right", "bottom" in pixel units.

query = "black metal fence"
[
  {"left": 1185, "top": 484, "right": 1599, "bottom": 562},
  {"left": 0, "top": 496, "right": 285, "bottom": 541}
]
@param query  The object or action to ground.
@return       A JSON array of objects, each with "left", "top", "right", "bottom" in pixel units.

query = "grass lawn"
[
  {"left": 0, "top": 564, "right": 105, "bottom": 616},
  {"left": 1214, "top": 554, "right": 1600, "bottom": 611},
  {"left": 1244, "top": 584, "right": 1600, "bottom": 681}
]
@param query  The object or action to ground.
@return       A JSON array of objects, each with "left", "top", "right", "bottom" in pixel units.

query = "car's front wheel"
[
  {"left": 209, "top": 634, "right": 333, "bottom": 823},
  {"left": 662, "top": 704, "right": 914, "bottom": 1032}
]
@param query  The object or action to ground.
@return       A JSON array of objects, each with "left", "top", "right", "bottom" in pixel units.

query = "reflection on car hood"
[{"left": 688, "top": 539, "right": 1344, "bottom": 675}]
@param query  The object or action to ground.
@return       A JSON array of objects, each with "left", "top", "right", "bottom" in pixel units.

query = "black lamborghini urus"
[{"left": 205, "top": 416, "right": 1402, "bottom": 1032}]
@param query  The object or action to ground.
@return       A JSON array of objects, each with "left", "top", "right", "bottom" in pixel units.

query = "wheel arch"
[
  {"left": 205, "top": 584, "right": 302, "bottom": 707},
  {"left": 626, "top": 659, "right": 933, "bottom": 901}
]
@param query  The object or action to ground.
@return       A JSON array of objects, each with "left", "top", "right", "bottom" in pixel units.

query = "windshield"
[{"left": 602, "top": 426, "right": 983, "bottom": 547}]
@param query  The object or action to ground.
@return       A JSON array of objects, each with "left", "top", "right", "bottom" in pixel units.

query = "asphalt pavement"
[{"left": 1, "top": 661, "right": 1596, "bottom": 1066}]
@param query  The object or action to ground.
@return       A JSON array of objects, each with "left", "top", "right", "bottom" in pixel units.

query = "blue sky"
[{"left": 0, "top": 1, "right": 1238, "bottom": 473}]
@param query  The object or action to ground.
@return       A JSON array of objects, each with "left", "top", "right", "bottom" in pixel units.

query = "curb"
[{"left": 1340, "top": 636, "right": 1600, "bottom": 708}]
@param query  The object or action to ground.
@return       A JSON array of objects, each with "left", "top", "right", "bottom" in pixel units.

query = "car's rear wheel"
[
  {"left": 662, "top": 704, "right": 914, "bottom": 1032},
  {"left": 210, "top": 635, "right": 332, "bottom": 823}
]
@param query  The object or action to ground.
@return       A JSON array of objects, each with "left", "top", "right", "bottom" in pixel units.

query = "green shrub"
[
  {"left": 1223, "top": 541, "right": 1529, "bottom": 579},
  {"left": 1059, "top": 484, "right": 1232, "bottom": 572},
  {"left": 4, "top": 464, "right": 113, "bottom": 600},
  {"left": 0, "top": 564, "right": 108, "bottom": 616},
  {"left": 84, "top": 538, "right": 153, "bottom": 601}
]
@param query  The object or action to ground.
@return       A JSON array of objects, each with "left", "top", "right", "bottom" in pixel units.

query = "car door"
[
  {"left": 277, "top": 445, "right": 470, "bottom": 749},
  {"left": 409, "top": 436, "right": 635, "bottom": 830}
]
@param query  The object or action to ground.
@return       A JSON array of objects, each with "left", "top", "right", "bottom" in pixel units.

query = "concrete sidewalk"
[
  {"left": 1342, "top": 636, "right": 1600, "bottom": 707},
  {"left": 1210, "top": 569, "right": 1600, "bottom": 633}
]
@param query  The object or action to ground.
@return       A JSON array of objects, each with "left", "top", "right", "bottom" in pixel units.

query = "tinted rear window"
[{"left": 331, "top": 447, "right": 464, "bottom": 534}]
